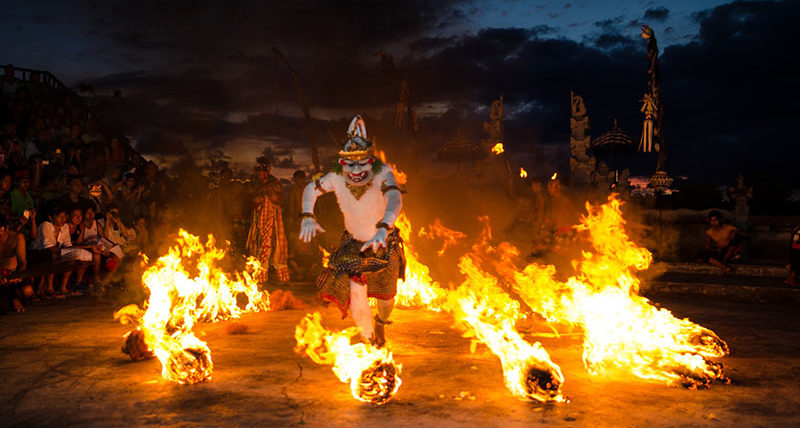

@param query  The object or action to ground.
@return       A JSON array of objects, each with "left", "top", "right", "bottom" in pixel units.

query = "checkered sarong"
[
  {"left": 317, "top": 228, "right": 405, "bottom": 318},
  {"left": 246, "top": 198, "right": 290, "bottom": 283}
]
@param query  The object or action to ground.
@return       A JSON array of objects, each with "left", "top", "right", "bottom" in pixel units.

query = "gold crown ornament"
[{"left": 338, "top": 115, "right": 374, "bottom": 160}]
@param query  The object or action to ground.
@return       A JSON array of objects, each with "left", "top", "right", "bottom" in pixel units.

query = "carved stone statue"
[
  {"left": 569, "top": 91, "right": 594, "bottom": 187},
  {"left": 481, "top": 94, "right": 504, "bottom": 153},
  {"left": 728, "top": 174, "right": 753, "bottom": 229}
]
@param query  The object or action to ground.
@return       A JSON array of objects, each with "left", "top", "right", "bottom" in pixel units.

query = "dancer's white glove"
[
  {"left": 299, "top": 218, "right": 325, "bottom": 243},
  {"left": 360, "top": 228, "right": 388, "bottom": 253}
]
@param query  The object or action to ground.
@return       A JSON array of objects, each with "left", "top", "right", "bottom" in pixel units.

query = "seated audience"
[
  {"left": 0, "top": 215, "right": 33, "bottom": 313},
  {"left": 30, "top": 204, "right": 88, "bottom": 298},
  {"left": 9, "top": 169, "right": 35, "bottom": 217}
]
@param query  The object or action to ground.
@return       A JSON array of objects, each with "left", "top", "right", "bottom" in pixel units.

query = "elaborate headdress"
[{"left": 339, "top": 115, "right": 374, "bottom": 160}]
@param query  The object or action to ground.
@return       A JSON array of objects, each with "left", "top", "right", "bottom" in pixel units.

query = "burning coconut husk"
[
  {"left": 447, "top": 262, "right": 566, "bottom": 403},
  {"left": 295, "top": 312, "right": 402, "bottom": 405},
  {"left": 114, "top": 229, "right": 271, "bottom": 384},
  {"left": 485, "top": 195, "right": 730, "bottom": 388},
  {"left": 121, "top": 328, "right": 154, "bottom": 361}
]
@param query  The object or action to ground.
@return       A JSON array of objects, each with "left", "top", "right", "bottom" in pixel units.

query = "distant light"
[
  {"left": 551, "top": 172, "right": 558, "bottom": 180},
  {"left": 491, "top": 142, "right": 504, "bottom": 155},
  {"left": 520, "top": 167, "right": 528, "bottom": 178}
]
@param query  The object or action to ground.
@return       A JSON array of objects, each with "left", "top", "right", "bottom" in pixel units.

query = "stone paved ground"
[{"left": 1, "top": 285, "right": 799, "bottom": 427}]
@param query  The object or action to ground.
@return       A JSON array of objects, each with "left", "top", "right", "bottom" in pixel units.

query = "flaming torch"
[
  {"left": 520, "top": 167, "right": 528, "bottom": 178},
  {"left": 491, "top": 142, "right": 504, "bottom": 155},
  {"left": 295, "top": 312, "right": 402, "bottom": 405},
  {"left": 115, "top": 230, "right": 270, "bottom": 384}
]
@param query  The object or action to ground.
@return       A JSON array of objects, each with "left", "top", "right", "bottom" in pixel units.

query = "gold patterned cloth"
[{"left": 317, "top": 228, "right": 405, "bottom": 317}]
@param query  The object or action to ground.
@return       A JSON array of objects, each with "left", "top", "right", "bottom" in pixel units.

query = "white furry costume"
[{"left": 299, "top": 116, "right": 404, "bottom": 345}]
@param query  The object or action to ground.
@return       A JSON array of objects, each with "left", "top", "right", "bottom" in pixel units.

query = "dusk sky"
[{"left": 1, "top": 0, "right": 797, "bottom": 183}]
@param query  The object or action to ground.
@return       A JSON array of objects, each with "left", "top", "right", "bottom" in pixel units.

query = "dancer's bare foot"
[{"left": 12, "top": 299, "right": 24, "bottom": 312}]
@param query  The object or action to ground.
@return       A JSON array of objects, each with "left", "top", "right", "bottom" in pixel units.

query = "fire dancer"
[{"left": 299, "top": 115, "right": 404, "bottom": 347}]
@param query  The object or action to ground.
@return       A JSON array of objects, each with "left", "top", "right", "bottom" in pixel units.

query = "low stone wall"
[{"left": 639, "top": 209, "right": 798, "bottom": 263}]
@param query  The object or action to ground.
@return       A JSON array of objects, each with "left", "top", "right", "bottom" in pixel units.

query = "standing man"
[
  {"left": 246, "top": 160, "right": 289, "bottom": 285},
  {"left": 299, "top": 116, "right": 404, "bottom": 347}
]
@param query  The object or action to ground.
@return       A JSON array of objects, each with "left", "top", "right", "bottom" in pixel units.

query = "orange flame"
[
  {"left": 551, "top": 172, "right": 558, "bottom": 180},
  {"left": 520, "top": 167, "right": 528, "bottom": 178},
  {"left": 295, "top": 312, "right": 402, "bottom": 405},
  {"left": 116, "top": 230, "right": 270, "bottom": 384},
  {"left": 417, "top": 218, "right": 467, "bottom": 257},
  {"left": 490, "top": 196, "right": 729, "bottom": 388},
  {"left": 395, "top": 214, "right": 565, "bottom": 401},
  {"left": 491, "top": 142, "right": 504, "bottom": 155},
  {"left": 375, "top": 149, "right": 407, "bottom": 185},
  {"left": 394, "top": 213, "right": 448, "bottom": 310},
  {"left": 319, "top": 245, "right": 330, "bottom": 268}
]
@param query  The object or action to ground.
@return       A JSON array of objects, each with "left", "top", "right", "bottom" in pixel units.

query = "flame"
[
  {"left": 520, "top": 167, "right": 528, "bottom": 178},
  {"left": 116, "top": 229, "right": 270, "bottom": 384},
  {"left": 375, "top": 149, "right": 407, "bottom": 185},
  {"left": 394, "top": 213, "right": 448, "bottom": 310},
  {"left": 491, "top": 142, "right": 504, "bottom": 155},
  {"left": 490, "top": 196, "right": 729, "bottom": 388},
  {"left": 395, "top": 214, "right": 565, "bottom": 401},
  {"left": 319, "top": 245, "right": 330, "bottom": 268},
  {"left": 295, "top": 312, "right": 402, "bottom": 405},
  {"left": 417, "top": 218, "right": 467, "bottom": 257},
  {"left": 449, "top": 257, "right": 565, "bottom": 402},
  {"left": 551, "top": 172, "right": 558, "bottom": 180}
]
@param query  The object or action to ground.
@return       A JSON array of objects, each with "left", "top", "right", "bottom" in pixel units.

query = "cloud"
[
  {"left": 643, "top": 7, "right": 670, "bottom": 22},
  {"left": 50, "top": 0, "right": 800, "bottom": 183}
]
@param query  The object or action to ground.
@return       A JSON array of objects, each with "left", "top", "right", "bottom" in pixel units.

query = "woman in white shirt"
[{"left": 31, "top": 205, "right": 93, "bottom": 298}]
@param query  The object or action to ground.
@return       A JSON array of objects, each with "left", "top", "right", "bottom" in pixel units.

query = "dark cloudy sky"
[{"left": 1, "top": 0, "right": 798, "bottom": 183}]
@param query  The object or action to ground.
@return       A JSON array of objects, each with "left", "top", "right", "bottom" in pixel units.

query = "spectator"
[
  {"left": 59, "top": 175, "right": 91, "bottom": 212},
  {"left": 29, "top": 204, "right": 74, "bottom": 298},
  {"left": 62, "top": 206, "right": 94, "bottom": 289},
  {"left": 99, "top": 203, "right": 134, "bottom": 255},
  {"left": 104, "top": 136, "right": 125, "bottom": 168},
  {"left": 9, "top": 169, "right": 35, "bottom": 217},
  {"left": 700, "top": 210, "right": 746, "bottom": 275},
  {"left": 79, "top": 205, "right": 122, "bottom": 275},
  {"left": 116, "top": 173, "right": 141, "bottom": 226},
  {"left": 0, "top": 168, "right": 12, "bottom": 217},
  {"left": 0, "top": 214, "right": 32, "bottom": 313},
  {"left": 126, "top": 214, "right": 149, "bottom": 255}
]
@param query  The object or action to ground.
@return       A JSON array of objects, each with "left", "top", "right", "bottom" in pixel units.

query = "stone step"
[
  {"left": 658, "top": 261, "right": 787, "bottom": 277},
  {"left": 646, "top": 267, "right": 799, "bottom": 305}
]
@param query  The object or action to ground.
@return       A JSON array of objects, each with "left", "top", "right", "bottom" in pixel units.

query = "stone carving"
[
  {"left": 728, "top": 174, "right": 753, "bottom": 229},
  {"left": 569, "top": 91, "right": 594, "bottom": 188},
  {"left": 481, "top": 94, "right": 504, "bottom": 153}
]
